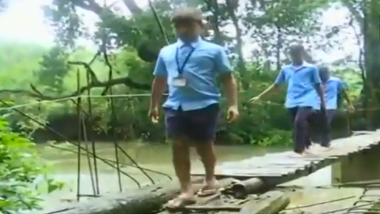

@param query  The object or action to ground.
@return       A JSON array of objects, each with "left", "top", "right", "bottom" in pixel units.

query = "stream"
[{"left": 37, "top": 142, "right": 338, "bottom": 212}]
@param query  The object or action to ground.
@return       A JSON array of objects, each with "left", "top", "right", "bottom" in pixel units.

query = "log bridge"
[{"left": 53, "top": 130, "right": 380, "bottom": 214}]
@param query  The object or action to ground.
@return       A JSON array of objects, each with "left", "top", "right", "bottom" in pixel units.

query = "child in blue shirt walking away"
[
  {"left": 250, "top": 44, "right": 326, "bottom": 157},
  {"left": 312, "top": 65, "right": 354, "bottom": 151}
]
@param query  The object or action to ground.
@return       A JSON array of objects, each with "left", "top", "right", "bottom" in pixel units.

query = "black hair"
[
  {"left": 171, "top": 7, "right": 203, "bottom": 25},
  {"left": 289, "top": 44, "right": 305, "bottom": 54},
  {"left": 318, "top": 65, "right": 329, "bottom": 73}
]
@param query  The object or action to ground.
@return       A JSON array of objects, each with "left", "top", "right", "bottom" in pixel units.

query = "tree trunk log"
[
  {"left": 280, "top": 211, "right": 305, "bottom": 214},
  {"left": 231, "top": 178, "right": 264, "bottom": 198},
  {"left": 56, "top": 178, "right": 238, "bottom": 214}
]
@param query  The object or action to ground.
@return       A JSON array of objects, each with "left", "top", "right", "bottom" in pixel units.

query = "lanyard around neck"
[{"left": 175, "top": 46, "right": 195, "bottom": 75}]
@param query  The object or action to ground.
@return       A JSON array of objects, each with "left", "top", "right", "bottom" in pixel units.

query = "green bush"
[{"left": 0, "top": 117, "right": 63, "bottom": 213}]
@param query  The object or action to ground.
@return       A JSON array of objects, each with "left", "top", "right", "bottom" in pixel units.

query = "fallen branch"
[
  {"left": 0, "top": 77, "right": 150, "bottom": 101},
  {"left": 68, "top": 61, "right": 99, "bottom": 83}
]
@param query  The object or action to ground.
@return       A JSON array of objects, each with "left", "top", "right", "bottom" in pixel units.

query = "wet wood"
[
  {"left": 192, "top": 131, "right": 380, "bottom": 188},
  {"left": 169, "top": 205, "right": 241, "bottom": 212},
  {"left": 280, "top": 211, "right": 305, "bottom": 214},
  {"left": 57, "top": 178, "right": 238, "bottom": 214},
  {"left": 164, "top": 191, "right": 288, "bottom": 214},
  {"left": 352, "top": 189, "right": 380, "bottom": 213},
  {"left": 54, "top": 130, "right": 380, "bottom": 214},
  {"left": 239, "top": 191, "right": 290, "bottom": 214}
]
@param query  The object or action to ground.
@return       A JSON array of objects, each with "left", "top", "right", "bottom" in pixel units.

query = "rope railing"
[
  {"left": 2, "top": 94, "right": 376, "bottom": 112},
  {"left": 0, "top": 93, "right": 163, "bottom": 110}
]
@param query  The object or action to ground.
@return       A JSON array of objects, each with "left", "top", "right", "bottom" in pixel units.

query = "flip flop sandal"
[
  {"left": 288, "top": 153, "right": 304, "bottom": 158},
  {"left": 165, "top": 196, "right": 196, "bottom": 209},
  {"left": 197, "top": 187, "right": 219, "bottom": 197}
]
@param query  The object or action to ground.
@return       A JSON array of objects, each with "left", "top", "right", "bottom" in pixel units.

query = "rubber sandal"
[
  {"left": 197, "top": 186, "right": 219, "bottom": 197},
  {"left": 165, "top": 196, "right": 196, "bottom": 209},
  {"left": 288, "top": 153, "right": 304, "bottom": 158}
]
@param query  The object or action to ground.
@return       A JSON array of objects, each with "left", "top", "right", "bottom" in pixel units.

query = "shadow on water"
[{"left": 37, "top": 142, "right": 333, "bottom": 211}]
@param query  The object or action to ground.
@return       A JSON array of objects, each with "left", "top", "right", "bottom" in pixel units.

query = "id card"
[{"left": 172, "top": 77, "right": 187, "bottom": 87}]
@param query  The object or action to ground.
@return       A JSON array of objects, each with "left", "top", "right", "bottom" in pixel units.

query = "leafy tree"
[
  {"left": 0, "top": 116, "right": 63, "bottom": 213},
  {"left": 0, "top": 0, "right": 376, "bottom": 145},
  {"left": 35, "top": 45, "right": 69, "bottom": 94}
]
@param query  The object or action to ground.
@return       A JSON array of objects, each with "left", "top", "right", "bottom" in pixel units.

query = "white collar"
[{"left": 176, "top": 37, "right": 202, "bottom": 48}]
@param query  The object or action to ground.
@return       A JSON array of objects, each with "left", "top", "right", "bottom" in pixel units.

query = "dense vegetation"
[
  {"left": 0, "top": 42, "right": 362, "bottom": 146},
  {"left": 0, "top": 0, "right": 377, "bottom": 147},
  {"left": 0, "top": 115, "right": 62, "bottom": 213},
  {"left": 1, "top": 0, "right": 379, "bottom": 212}
]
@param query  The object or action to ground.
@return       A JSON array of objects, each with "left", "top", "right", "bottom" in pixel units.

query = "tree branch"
[
  {"left": 0, "top": 76, "right": 150, "bottom": 101},
  {"left": 0, "top": 50, "right": 150, "bottom": 101},
  {"left": 3, "top": 0, "right": 152, "bottom": 101},
  {"left": 121, "top": 0, "right": 143, "bottom": 14},
  {"left": 68, "top": 61, "right": 99, "bottom": 83}
]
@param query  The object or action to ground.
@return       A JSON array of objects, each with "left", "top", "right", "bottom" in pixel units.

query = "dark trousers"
[
  {"left": 288, "top": 107, "right": 314, "bottom": 153},
  {"left": 315, "top": 109, "right": 336, "bottom": 147},
  {"left": 164, "top": 104, "right": 220, "bottom": 142},
  {"left": 288, "top": 107, "right": 334, "bottom": 153}
]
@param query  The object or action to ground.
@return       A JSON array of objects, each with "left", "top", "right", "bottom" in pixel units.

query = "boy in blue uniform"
[
  {"left": 313, "top": 66, "right": 354, "bottom": 150},
  {"left": 250, "top": 45, "right": 326, "bottom": 157},
  {"left": 148, "top": 8, "right": 239, "bottom": 208}
]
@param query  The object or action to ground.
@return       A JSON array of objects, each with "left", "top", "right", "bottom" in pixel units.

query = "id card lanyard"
[{"left": 175, "top": 46, "right": 195, "bottom": 77}]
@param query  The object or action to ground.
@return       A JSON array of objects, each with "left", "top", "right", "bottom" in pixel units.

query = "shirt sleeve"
[
  {"left": 338, "top": 79, "right": 347, "bottom": 91},
  {"left": 310, "top": 66, "right": 322, "bottom": 84},
  {"left": 214, "top": 47, "right": 233, "bottom": 74},
  {"left": 153, "top": 50, "right": 167, "bottom": 77},
  {"left": 274, "top": 68, "right": 285, "bottom": 85}
]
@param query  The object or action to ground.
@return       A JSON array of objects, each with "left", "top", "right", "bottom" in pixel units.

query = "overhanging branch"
[
  {"left": 0, "top": 51, "right": 150, "bottom": 101},
  {"left": 0, "top": 76, "right": 150, "bottom": 101}
]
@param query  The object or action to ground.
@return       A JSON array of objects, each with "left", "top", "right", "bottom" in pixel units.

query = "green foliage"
[
  {"left": 35, "top": 45, "right": 69, "bottom": 93},
  {"left": 1, "top": 0, "right": 378, "bottom": 212},
  {"left": 0, "top": 0, "right": 373, "bottom": 147},
  {"left": 0, "top": 40, "right": 363, "bottom": 147},
  {"left": 0, "top": 117, "right": 63, "bottom": 213}
]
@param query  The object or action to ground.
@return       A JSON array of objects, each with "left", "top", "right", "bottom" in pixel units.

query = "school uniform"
[
  {"left": 274, "top": 62, "right": 322, "bottom": 153},
  {"left": 153, "top": 38, "right": 232, "bottom": 142},
  {"left": 314, "top": 76, "right": 345, "bottom": 146}
]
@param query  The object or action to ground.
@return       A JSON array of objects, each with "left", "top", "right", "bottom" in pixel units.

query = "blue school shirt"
[
  {"left": 324, "top": 76, "right": 345, "bottom": 109},
  {"left": 153, "top": 38, "right": 233, "bottom": 111},
  {"left": 274, "top": 62, "right": 322, "bottom": 110}
]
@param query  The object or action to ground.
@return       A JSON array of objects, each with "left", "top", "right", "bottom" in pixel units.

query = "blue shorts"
[{"left": 164, "top": 104, "right": 219, "bottom": 142}]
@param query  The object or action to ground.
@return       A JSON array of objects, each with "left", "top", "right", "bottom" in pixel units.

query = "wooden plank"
[
  {"left": 239, "top": 191, "right": 290, "bottom": 214},
  {"left": 191, "top": 131, "right": 380, "bottom": 187}
]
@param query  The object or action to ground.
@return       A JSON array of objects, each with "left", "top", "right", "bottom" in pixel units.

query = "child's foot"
[
  {"left": 198, "top": 179, "right": 219, "bottom": 197},
  {"left": 311, "top": 144, "right": 332, "bottom": 153},
  {"left": 288, "top": 152, "right": 305, "bottom": 158},
  {"left": 319, "top": 146, "right": 332, "bottom": 151},
  {"left": 303, "top": 149, "right": 319, "bottom": 157},
  {"left": 166, "top": 192, "right": 196, "bottom": 209}
]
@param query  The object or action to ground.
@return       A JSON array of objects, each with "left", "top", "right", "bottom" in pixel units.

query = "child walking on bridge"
[
  {"left": 148, "top": 7, "right": 239, "bottom": 209},
  {"left": 312, "top": 66, "right": 354, "bottom": 150},
  {"left": 250, "top": 44, "right": 326, "bottom": 157}
]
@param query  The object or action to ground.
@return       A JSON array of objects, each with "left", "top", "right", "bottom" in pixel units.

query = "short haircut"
[
  {"left": 171, "top": 7, "right": 203, "bottom": 24},
  {"left": 289, "top": 44, "right": 305, "bottom": 53},
  {"left": 318, "top": 65, "right": 329, "bottom": 73}
]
